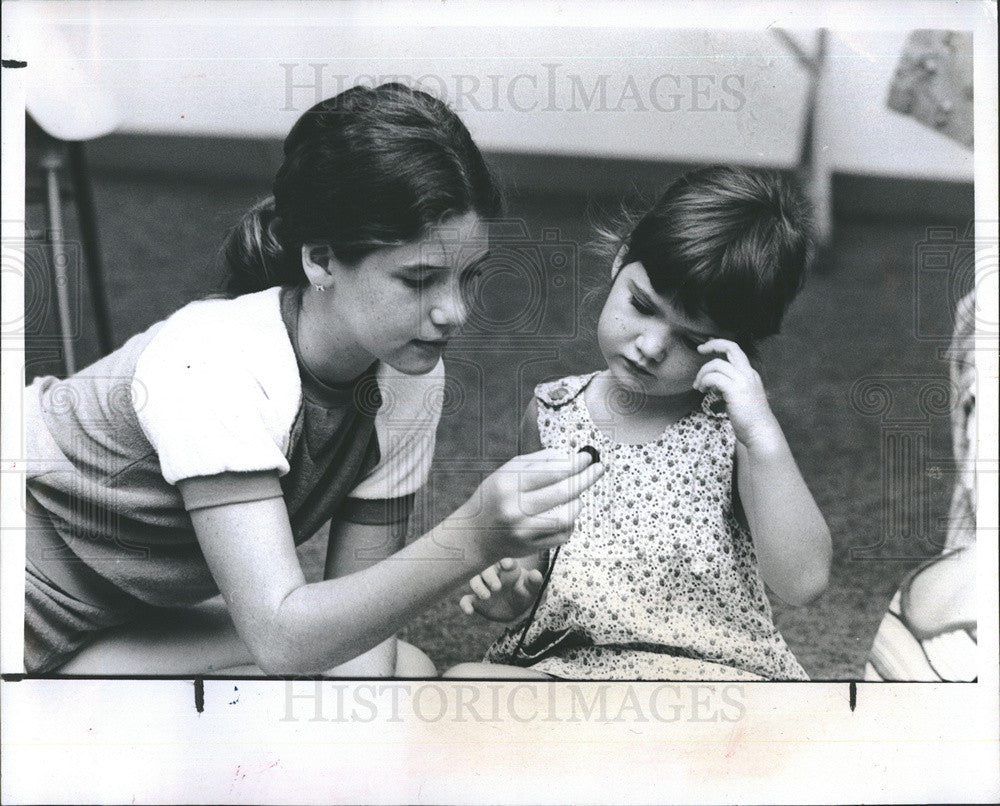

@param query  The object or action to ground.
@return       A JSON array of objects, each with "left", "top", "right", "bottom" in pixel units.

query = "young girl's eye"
[
  {"left": 629, "top": 295, "right": 656, "bottom": 316},
  {"left": 402, "top": 276, "right": 428, "bottom": 290}
]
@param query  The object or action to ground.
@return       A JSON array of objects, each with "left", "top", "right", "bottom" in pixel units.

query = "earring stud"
[{"left": 314, "top": 283, "right": 326, "bottom": 292}]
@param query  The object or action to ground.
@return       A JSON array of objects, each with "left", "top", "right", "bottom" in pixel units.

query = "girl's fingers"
[
  {"left": 480, "top": 564, "right": 502, "bottom": 592},
  {"left": 530, "top": 530, "right": 574, "bottom": 551},
  {"left": 698, "top": 338, "right": 751, "bottom": 371},
  {"left": 498, "top": 557, "right": 517, "bottom": 572},
  {"left": 512, "top": 567, "right": 544, "bottom": 599},
  {"left": 459, "top": 594, "right": 475, "bottom": 615},
  {"left": 521, "top": 462, "right": 604, "bottom": 516},
  {"left": 694, "top": 358, "right": 739, "bottom": 387},
  {"left": 469, "top": 575, "right": 492, "bottom": 600},
  {"left": 525, "top": 497, "right": 585, "bottom": 539},
  {"left": 523, "top": 568, "right": 544, "bottom": 593},
  {"left": 695, "top": 371, "right": 735, "bottom": 396},
  {"left": 511, "top": 450, "right": 596, "bottom": 492}
]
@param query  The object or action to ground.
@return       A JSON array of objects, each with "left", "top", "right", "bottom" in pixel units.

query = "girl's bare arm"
[
  {"left": 735, "top": 436, "right": 832, "bottom": 606},
  {"left": 695, "top": 339, "right": 831, "bottom": 606}
]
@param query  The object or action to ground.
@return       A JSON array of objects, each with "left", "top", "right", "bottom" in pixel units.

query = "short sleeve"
[
  {"left": 133, "top": 299, "right": 300, "bottom": 485},
  {"left": 348, "top": 359, "right": 444, "bottom": 500},
  {"left": 177, "top": 471, "right": 283, "bottom": 511}
]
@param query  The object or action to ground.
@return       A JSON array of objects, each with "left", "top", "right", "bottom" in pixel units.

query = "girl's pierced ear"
[{"left": 302, "top": 244, "right": 333, "bottom": 292}]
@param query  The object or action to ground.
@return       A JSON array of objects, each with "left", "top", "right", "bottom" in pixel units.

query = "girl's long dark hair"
[{"left": 222, "top": 83, "right": 503, "bottom": 295}]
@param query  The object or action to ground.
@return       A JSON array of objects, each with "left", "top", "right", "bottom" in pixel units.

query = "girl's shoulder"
[
  {"left": 534, "top": 371, "right": 601, "bottom": 409},
  {"left": 130, "top": 288, "right": 301, "bottom": 485},
  {"left": 142, "top": 288, "right": 287, "bottom": 364},
  {"left": 135, "top": 287, "right": 299, "bottom": 419},
  {"left": 162, "top": 287, "right": 284, "bottom": 336}
]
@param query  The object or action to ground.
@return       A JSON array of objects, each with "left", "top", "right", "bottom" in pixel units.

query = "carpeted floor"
[{"left": 24, "top": 168, "right": 971, "bottom": 679}]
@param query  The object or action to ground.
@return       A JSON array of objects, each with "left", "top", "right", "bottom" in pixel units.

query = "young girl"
[
  {"left": 451, "top": 166, "right": 832, "bottom": 681},
  {"left": 24, "top": 83, "right": 604, "bottom": 676}
]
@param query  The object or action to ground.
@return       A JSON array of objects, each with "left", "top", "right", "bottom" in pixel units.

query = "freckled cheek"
[
  {"left": 595, "top": 320, "right": 618, "bottom": 364},
  {"left": 598, "top": 305, "right": 630, "bottom": 337}
]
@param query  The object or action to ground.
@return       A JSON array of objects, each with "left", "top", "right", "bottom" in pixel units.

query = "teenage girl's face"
[
  {"left": 597, "top": 261, "right": 728, "bottom": 397},
  {"left": 323, "top": 211, "right": 488, "bottom": 375}
]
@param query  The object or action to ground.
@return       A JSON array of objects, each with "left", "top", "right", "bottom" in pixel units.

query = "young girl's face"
[
  {"left": 317, "top": 211, "right": 488, "bottom": 376},
  {"left": 597, "top": 261, "right": 728, "bottom": 397}
]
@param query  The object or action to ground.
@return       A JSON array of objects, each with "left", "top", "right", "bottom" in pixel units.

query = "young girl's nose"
[{"left": 636, "top": 330, "right": 669, "bottom": 363}]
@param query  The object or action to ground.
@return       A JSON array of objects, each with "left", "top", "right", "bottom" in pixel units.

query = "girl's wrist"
[
  {"left": 441, "top": 502, "right": 500, "bottom": 571},
  {"left": 741, "top": 416, "right": 786, "bottom": 455}
]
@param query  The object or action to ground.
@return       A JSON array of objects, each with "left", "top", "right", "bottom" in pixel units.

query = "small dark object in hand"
[{"left": 578, "top": 445, "right": 601, "bottom": 465}]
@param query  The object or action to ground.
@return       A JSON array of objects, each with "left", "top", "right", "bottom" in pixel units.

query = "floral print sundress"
[{"left": 484, "top": 372, "right": 808, "bottom": 680}]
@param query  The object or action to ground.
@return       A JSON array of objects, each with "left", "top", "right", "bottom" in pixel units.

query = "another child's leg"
[
  {"left": 443, "top": 662, "right": 552, "bottom": 679},
  {"left": 903, "top": 545, "right": 977, "bottom": 638}
]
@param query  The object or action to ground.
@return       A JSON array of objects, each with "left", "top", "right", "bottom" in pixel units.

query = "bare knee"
[{"left": 394, "top": 640, "right": 437, "bottom": 678}]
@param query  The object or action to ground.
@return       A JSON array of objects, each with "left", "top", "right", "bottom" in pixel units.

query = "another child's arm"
[{"left": 695, "top": 339, "right": 832, "bottom": 606}]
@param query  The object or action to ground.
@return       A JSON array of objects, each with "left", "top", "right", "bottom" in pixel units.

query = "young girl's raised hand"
[
  {"left": 694, "top": 339, "right": 783, "bottom": 451},
  {"left": 694, "top": 338, "right": 831, "bottom": 606},
  {"left": 459, "top": 558, "right": 545, "bottom": 622}
]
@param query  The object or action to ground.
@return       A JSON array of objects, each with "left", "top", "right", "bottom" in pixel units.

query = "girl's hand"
[
  {"left": 457, "top": 448, "right": 604, "bottom": 563},
  {"left": 694, "top": 339, "right": 783, "bottom": 451},
  {"left": 459, "top": 558, "right": 545, "bottom": 622}
]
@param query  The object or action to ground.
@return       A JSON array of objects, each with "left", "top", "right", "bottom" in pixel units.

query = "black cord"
[
  {"left": 511, "top": 545, "right": 561, "bottom": 659},
  {"left": 509, "top": 445, "right": 599, "bottom": 659}
]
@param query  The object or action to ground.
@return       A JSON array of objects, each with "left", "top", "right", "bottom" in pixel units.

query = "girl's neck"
[
  {"left": 586, "top": 370, "right": 702, "bottom": 444},
  {"left": 295, "top": 285, "right": 375, "bottom": 387}
]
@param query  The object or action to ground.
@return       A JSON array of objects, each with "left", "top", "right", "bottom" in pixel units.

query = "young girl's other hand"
[
  {"left": 459, "top": 558, "right": 545, "bottom": 622},
  {"left": 694, "top": 339, "right": 783, "bottom": 451}
]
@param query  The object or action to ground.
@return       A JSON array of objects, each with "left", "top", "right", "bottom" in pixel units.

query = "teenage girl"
[
  {"left": 24, "top": 83, "right": 603, "bottom": 676},
  {"left": 451, "top": 166, "right": 832, "bottom": 680}
]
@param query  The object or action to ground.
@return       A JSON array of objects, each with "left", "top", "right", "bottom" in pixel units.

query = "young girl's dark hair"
[
  {"left": 223, "top": 83, "right": 504, "bottom": 294},
  {"left": 609, "top": 166, "right": 813, "bottom": 347}
]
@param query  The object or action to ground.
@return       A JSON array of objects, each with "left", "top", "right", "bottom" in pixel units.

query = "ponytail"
[{"left": 221, "top": 197, "right": 304, "bottom": 296}]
